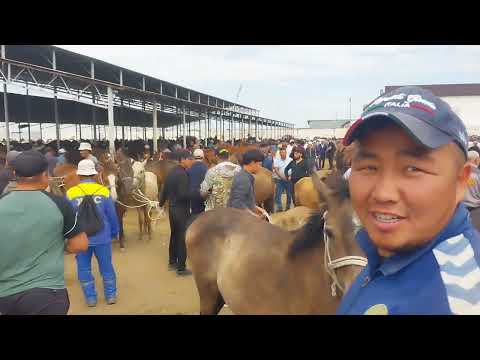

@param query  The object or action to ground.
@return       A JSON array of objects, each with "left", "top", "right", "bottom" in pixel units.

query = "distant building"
[
  {"left": 294, "top": 119, "right": 353, "bottom": 139},
  {"left": 382, "top": 84, "right": 480, "bottom": 135}
]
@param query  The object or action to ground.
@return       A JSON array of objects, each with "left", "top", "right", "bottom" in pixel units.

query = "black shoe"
[
  {"left": 176, "top": 268, "right": 192, "bottom": 276},
  {"left": 168, "top": 263, "right": 177, "bottom": 271}
]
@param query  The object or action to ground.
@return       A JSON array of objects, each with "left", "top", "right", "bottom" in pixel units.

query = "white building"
[
  {"left": 384, "top": 84, "right": 480, "bottom": 135},
  {"left": 294, "top": 119, "right": 353, "bottom": 139}
]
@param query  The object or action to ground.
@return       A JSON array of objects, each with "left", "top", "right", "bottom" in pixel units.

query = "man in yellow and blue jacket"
[{"left": 66, "top": 159, "right": 119, "bottom": 307}]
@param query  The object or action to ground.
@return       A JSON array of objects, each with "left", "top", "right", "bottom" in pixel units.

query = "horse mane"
[
  {"left": 288, "top": 214, "right": 325, "bottom": 259},
  {"left": 287, "top": 174, "right": 349, "bottom": 259}
]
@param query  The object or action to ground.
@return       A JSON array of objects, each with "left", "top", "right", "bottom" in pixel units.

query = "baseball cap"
[
  {"left": 193, "top": 149, "right": 204, "bottom": 159},
  {"left": 58, "top": 148, "right": 66, "bottom": 154},
  {"left": 78, "top": 142, "right": 92, "bottom": 151},
  {"left": 11, "top": 150, "right": 48, "bottom": 177},
  {"left": 6, "top": 150, "right": 21, "bottom": 164},
  {"left": 77, "top": 159, "right": 97, "bottom": 176},
  {"left": 343, "top": 86, "right": 469, "bottom": 157},
  {"left": 216, "top": 148, "right": 230, "bottom": 156}
]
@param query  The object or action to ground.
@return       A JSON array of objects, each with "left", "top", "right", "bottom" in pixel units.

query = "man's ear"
[{"left": 456, "top": 163, "right": 472, "bottom": 204}]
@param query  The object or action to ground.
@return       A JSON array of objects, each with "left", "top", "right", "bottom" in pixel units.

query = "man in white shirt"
[{"left": 272, "top": 146, "right": 293, "bottom": 212}]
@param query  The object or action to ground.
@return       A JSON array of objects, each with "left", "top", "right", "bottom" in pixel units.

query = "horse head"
[
  {"left": 311, "top": 171, "right": 365, "bottom": 295},
  {"left": 98, "top": 152, "right": 119, "bottom": 201},
  {"left": 115, "top": 148, "right": 136, "bottom": 196}
]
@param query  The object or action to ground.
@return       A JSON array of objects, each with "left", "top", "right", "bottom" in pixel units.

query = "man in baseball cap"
[
  {"left": 337, "top": 86, "right": 480, "bottom": 315},
  {"left": 0, "top": 150, "right": 21, "bottom": 194},
  {"left": 0, "top": 150, "right": 88, "bottom": 315}
]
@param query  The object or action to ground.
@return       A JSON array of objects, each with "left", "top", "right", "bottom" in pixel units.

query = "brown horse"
[
  {"left": 186, "top": 172, "right": 366, "bottom": 314},
  {"left": 115, "top": 149, "right": 154, "bottom": 249}
]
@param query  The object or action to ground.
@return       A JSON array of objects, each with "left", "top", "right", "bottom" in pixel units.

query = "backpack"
[{"left": 77, "top": 185, "right": 104, "bottom": 237}]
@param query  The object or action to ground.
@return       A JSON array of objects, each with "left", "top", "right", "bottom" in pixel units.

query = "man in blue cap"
[{"left": 337, "top": 86, "right": 480, "bottom": 315}]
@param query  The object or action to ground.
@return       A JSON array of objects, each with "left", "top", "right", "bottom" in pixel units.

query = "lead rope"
[{"left": 323, "top": 211, "right": 368, "bottom": 297}]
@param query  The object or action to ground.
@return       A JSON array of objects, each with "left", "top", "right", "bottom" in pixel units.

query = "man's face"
[
  {"left": 349, "top": 123, "right": 470, "bottom": 256},
  {"left": 80, "top": 150, "right": 90, "bottom": 159},
  {"left": 280, "top": 149, "right": 287, "bottom": 159},
  {"left": 293, "top": 151, "right": 301, "bottom": 160}
]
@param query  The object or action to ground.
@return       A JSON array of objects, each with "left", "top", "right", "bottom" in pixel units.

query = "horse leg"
[
  {"left": 116, "top": 204, "right": 126, "bottom": 251},
  {"left": 197, "top": 282, "right": 226, "bottom": 315},
  {"left": 137, "top": 208, "right": 144, "bottom": 241},
  {"left": 263, "top": 196, "right": 274, "bottom": 214},
  {"left": 144, "top": 206, "right": 152, "bottom": 241}
]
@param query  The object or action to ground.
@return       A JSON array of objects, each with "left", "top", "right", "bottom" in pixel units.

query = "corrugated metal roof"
[
  {"left": 307, "top": 120, "right": 351, "bottom": 129},
  {"left": 385, "top": 84, "right": 480, "bottom": 97}
]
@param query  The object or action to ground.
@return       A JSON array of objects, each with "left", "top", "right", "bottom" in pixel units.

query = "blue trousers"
[
  {"left": 75, "top": 243, "right": 117, "bottom": 301},
  {"left": 274, "top": 178, "right": 292, "bottom": 212}
]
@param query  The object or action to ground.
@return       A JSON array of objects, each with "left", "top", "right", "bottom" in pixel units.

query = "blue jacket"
[
  {"left": 337, "top": 204, "right": 480, "bottom": 315},
  {"left": 66, "top": 180, "right": 120, "bottom": 246},
  {"left": 262, "top": 156, "right": 273, "bottom": 171},
  {"left": 187, "top": 160, "right": 208, "bottom": 213}
]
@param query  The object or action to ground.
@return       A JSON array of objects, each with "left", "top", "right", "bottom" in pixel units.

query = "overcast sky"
[
  {"left": 57, "top": 45, "right": 480, "bottom": 128},
  {"left": 3, "top": 45, "right": 480, "bottom": 140}
]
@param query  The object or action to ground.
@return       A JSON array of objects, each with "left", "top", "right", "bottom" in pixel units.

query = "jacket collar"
[{"left": 357, "top": 203, "right": 472, "bottom": 277}]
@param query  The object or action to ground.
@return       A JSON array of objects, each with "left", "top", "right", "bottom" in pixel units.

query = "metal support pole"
[
  {"left": 231, "top": 114, "right": 234, "bottom": 142},
  {"left": 54, "top": 86, "right": 60, "bottom": 149},
  {"left": 26, "top": 82, "right": 31, "bottom": 142},
  {"left": 92, "top": 95, "right": 97, "bottom": 141},
  {"left": 121, "top": 126, "right": 125, "bottom": 142},
  {"left": 107, "top": 87, "right": 115, "bottom": 157},
  {"left": 3, "top": 80, "right": 10, "bottom": 150},
  {"left": 182, "top": 105, "right": 187, "bottom": 148},
  {"left": 39, "top": 123, "right": 42, "bottom": 141},
  {"left": 221, "top": 112, "right": 224, "bottom": 141},
  {"left": 152, "top": 100, "right": 158, "bottom": 153}
]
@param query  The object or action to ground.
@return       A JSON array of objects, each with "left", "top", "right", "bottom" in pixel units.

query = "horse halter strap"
[{"left": 323, "top": 211, "right": 368, "bottom": 297}]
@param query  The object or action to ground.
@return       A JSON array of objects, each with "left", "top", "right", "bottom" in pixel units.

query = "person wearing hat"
[
  {"left": 200, "top": 148, "right": 241, "bottom": 211},
  {"left": 0, "top": 150, "right": 21, "bottom": 194},
  {"left": 78, "top": 142, "right": 99, "bottom": 167},
  {"left": 66, "top": 159, "right": 120, "bottom": 307},
  {"left": 159, "top": 150, "right": 195, "bottom": 276},
  {"left": 57, "top": 148, "right": 67, "bottom": 165},
  {"left": 284, "top": 145, "right": 309, "bottom": 206},
  {"left": 337, "top": 86, "right": 480, "bottom": 315},
  {"left": 0, "top": 151, "right": 88, "bottom": 315},
  {"left": 187, "top": 148, "right": 209, "bottom": 215}
]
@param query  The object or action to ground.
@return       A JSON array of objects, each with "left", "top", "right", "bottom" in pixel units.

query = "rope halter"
[{"left": 323, "top": 210, "right": 368, "bottom": 297}]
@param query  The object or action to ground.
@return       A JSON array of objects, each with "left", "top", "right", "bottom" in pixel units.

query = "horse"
[
  {"left": 115, "top": 148, "right": 158, "bottom": 249},
  {"left": 270, "top": 206, "right": 315, "bottom": 231},
  {"left": 186, "top": 172, "right": 366, "bottom": 314},
  {"left": 294, "top": 171, "right": 329, "bottom": 210}
]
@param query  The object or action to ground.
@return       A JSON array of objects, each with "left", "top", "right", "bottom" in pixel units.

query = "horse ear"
[{"left": 311, "top": 172, "right": 334, "bottom": 211}]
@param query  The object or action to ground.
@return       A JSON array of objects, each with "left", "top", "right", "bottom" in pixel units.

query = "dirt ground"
[
  {"left": 65, "top": 209, "right": 232, "bottom": 315},
  {"left": 65, "top": 167, "right": 333, "bottom": 315}
]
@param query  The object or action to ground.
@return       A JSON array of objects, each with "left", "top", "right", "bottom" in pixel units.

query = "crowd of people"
[{"left": 4, "top": 85, "right": 480, "bottom": 314}]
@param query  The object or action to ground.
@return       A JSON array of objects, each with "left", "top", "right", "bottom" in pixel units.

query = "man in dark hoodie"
[{"left": 284, "top": 146, "right": 309, "bottom": 206}]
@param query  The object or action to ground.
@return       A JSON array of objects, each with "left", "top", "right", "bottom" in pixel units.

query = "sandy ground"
[
  {"left": 65, "top": 209, "right": 232, "bottom": 315},
  {"left": 65, "top": 167, "right": 332, "bottom": 315}
]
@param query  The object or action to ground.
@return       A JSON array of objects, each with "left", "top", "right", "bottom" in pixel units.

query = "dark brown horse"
[{"left": 186, "top": 172, "right": 366, "bottom": 314}]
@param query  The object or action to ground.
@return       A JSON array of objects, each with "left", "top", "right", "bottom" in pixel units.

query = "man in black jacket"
[
  {"left": 326, "top": 139, "right": 336, "bottom": 170},
  {"left": 284, "top": 146, "right": 309, "bottom": 206},
  {"left": 158, "top": 150, "right": 194, "bottom": 276}
]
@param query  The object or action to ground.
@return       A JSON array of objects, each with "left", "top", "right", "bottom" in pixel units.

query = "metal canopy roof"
[{"left": 0, "top": 45, "right": 293, "bottom": 129}]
